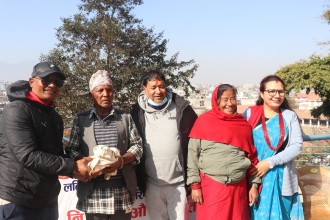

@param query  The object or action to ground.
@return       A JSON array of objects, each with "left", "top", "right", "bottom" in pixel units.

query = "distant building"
[
  {"left": 294, "top": 109, "right": 329, "bottom": 127},
  {"left": 294, "top": 90, "right": 322, "bottom": 110}
]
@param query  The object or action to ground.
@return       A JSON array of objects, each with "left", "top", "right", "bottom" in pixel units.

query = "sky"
[{"left": 1, "top": 0, "right": 329, "bottom": 85}]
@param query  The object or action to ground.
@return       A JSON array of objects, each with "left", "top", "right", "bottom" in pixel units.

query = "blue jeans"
[{"left": 0, "top": 202, "right": 58, "bottom": 220}]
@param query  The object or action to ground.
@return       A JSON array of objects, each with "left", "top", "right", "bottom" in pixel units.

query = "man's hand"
[
  {"left": 73, "top": 157, "right": 92, "bottom": 182},
  {"left": 89, "top": 168, "right": 103, "bottom": 178},
  {"left": 100, "top": 158, "right": 122, "bottom": 174}
]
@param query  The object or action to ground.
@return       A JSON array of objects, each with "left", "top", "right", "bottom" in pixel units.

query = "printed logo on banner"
[
  {"left": 63, "top": 179, "right": 78, "bottom": 192},
  {"left": 67, "top": 209, "right": 84, "bottom": 220},
  {"left": 59, "top": 179, "right": 196, "bottom": 220},
  {"left": 135, "top": 188, "right": 144, "bottom": 200},
  {"left": 132, "top": 203, "right": 147, "bottom": 218}
]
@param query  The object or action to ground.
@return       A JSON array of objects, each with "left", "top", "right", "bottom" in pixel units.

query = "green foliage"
[
  {"left": 276, "top": 55, "right": 330, "bottom": 118},
  {"left": 322, "top": 9, "right": 330, "bottom": 24},
  {"left": 319, "top": 8, "right": 330, "bottom": 46},
  {"left": 42, "top": 0, "right": 198, "bottom": 126}
]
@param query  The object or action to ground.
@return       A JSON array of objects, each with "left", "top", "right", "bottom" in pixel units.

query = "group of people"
[{"left": 0, "top": 61, "right": 304, "bottom": 220}]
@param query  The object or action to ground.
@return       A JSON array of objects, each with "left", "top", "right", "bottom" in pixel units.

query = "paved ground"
[{"left": 303, "top": 204, "right": 330, "bottom": 220}]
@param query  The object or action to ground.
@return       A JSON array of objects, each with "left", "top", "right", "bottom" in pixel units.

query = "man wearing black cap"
[{"left": 0, "top": 61, "right": 92, "bottom": 220}]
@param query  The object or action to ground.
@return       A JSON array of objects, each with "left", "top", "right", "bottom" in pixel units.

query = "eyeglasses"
[
  {"left": 35, "top": 77, "right": 64, "bottom": 88},
  {"left": 264, "top": 89, "right": 285, "bottom": 97}
]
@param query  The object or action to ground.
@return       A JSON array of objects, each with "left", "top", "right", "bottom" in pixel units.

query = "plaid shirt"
[{"left": 66, "top": 107, "right": 142, "bottom": 214}]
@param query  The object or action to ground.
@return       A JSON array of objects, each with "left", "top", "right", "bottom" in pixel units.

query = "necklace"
[{"left": 261, "top": 109, "right": 285, "bottom": 151}]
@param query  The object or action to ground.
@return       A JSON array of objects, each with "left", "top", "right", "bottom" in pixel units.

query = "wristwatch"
[
  {"left": 267, "top": 159, "right": 274, "bottom": 169},
  {"left": 252, "top": 183, "right": 259, "bottom": 188}
]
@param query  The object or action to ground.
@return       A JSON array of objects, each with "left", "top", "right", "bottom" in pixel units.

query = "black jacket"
[
  {"left": 0, "top": 80, "right": 75, "bottom": 208},
  {"left": 131, "top": 92, "right": 197, "bottom": 195}
]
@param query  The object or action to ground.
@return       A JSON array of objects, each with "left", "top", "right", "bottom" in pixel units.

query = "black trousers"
[
  {"left": 86, "top": 210, "right": 131, "bottom": 220},
  {"left": 0, "top": 202, "right": 58, "bottom": 220}
]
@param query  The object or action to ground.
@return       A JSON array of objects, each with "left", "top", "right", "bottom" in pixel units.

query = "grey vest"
[{"left": 76, "top": 109, "right": 137, "bottom": 199}]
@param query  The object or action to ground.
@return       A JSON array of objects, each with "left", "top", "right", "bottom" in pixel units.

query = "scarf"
[
  {"left": 26, "top": 91, "right": 55, "bottom": 106},
  {"left": 189, "top": 85, "right": 254, "bottom": 153}
]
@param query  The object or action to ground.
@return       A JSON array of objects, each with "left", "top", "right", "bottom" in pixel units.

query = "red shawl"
[
  {"left": 189, "top": 85, "right": 255, "bottom": 155},
  {"left": 247, "top": 105, "right": 263, "bottom": 129}
]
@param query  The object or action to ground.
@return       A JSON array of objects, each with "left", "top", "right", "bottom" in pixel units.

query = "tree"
[
  {"left": 42, "top": 0, "right": 198, "bottom": 126},
  {"left": 276, "top": 6, "right": 330, "bottom": 118},
  {"left": 321, "top": 8, "right": 330, "bottom": 46},
  {"left": 276, "top": 55, "right": 330, "bottom": 118}
]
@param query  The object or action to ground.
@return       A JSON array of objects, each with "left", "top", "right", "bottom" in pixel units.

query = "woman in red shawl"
[{"left": 187, "top": 84, "right": 259, "bottom": 220}]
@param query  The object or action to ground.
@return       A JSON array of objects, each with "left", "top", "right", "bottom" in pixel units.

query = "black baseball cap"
[{"left": 31, "top": 61, "right": 66, "bottom": 80}]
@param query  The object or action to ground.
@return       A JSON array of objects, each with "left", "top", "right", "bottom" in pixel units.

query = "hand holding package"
[{"left": 88, "top": 145, "right": 121, "bottom": 180}]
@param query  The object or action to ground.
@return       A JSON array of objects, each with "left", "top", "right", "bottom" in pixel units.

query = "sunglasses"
[{"left": 35, "top": 77, "right": 64, "bottom": 88}]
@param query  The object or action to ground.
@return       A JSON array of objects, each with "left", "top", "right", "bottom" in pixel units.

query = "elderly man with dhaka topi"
[{"left": 66, "top": 70, "right": 143, "bottom": 220}]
